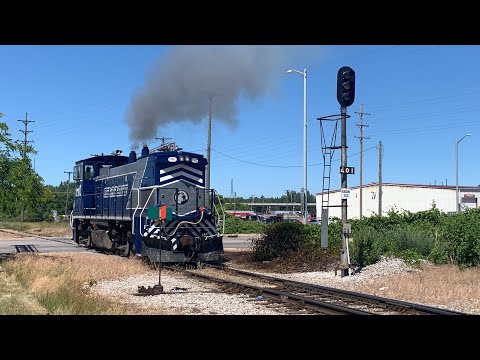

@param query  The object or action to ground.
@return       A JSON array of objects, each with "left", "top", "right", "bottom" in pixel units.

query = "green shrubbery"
[
  {"left": 222, "top": 214, "right": 265, "bottom": 234},
  {"left": 252, "top": 222, "right": 306, "bottom": 261},
  {"left": 349, "top": 207, "right": 480, "bottom": 269},
  {"left": 241, "top": 206, "right": 480, "bottom": 269},
  {"left": 251, "top": 219, "right": 343, "bottom": 262}
]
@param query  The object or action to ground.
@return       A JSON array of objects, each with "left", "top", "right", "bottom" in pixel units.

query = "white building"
[{"left": 316, "top": 183, "right": 480, "bottom": 220}]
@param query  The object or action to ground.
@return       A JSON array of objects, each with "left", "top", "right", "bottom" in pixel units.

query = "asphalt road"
[
  {"left": 222, "top": 234, "right": 259, "bottom": 250},
  {"left": 0, "top": 234, "right": 260, "bottom": 256},
  {"left": 0, "top": 236, "right": 89, "bottom": 255}
]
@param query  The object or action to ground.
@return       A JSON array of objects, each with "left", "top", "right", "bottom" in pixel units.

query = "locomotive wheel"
[
  {"left": 129, "top": 242, "right": 135, "bottom": 258},
  {"left": 129, "top": 243, "right": 136, "bottom": 258},
  {"left": 86, "top": 234, "right": 93, "bottom": 249},
  {"left": 123, "top": 240, "right": 131, "bottom": 257}
]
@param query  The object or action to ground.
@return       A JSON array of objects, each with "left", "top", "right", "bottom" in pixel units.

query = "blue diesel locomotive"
[{"left": 70, "top": 142, "right": 224, "bottom": 263}]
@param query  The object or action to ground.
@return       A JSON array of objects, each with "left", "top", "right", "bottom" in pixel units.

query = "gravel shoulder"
[{"left": 90, "top": 252, "right": 480, "bottom": 315}]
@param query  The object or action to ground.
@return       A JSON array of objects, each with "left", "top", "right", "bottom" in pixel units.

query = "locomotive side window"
[{"left": 85, "top": 164, "right": 94, "bottom": 179}]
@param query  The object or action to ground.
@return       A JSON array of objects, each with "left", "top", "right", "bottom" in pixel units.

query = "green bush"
[
  {"left": 434, "top": 209, "right": 480, "bottom": 267},
  {"left": 389, "top": 227, "right": 435, "bottom": 257},
  {"left": 223, "top": 215, "right": 265, "bottom": 234},
  {"left": 326, "top": 218, "right": 343, "bottom": 250},
  {"left": 252, "top": 222, "right": 307, "bottom": 261},
  {"left": 397, "top": 248, "right": 423, "bottom": 267},
  {"left": 350, "top": 227, "right": 382, "bottom": 268}
]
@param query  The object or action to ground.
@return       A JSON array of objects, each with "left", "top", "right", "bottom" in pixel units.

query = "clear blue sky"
[{"left": 0, "top": 45, "right": 478, "bottom": 199}]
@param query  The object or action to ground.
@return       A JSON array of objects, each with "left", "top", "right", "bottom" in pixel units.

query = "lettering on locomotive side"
[{"left": 103, "top": 184, "right": 129, "bottom": 198}]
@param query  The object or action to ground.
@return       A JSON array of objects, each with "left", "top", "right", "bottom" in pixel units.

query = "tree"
[
  {"left": 0, "top": 113, "right": 45, "bottom": 221},
  {"left": 10, "top": 157, "right": 46, "bottom": 221}
]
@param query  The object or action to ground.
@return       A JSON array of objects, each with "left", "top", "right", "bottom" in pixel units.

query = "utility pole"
[
  {"left": 206, "top": 96, "right": 212, "bottom": 206},
  {"left": 456, "top": 134, "right": 471, "bottom": 214},
  {"left": 378, "top": 141, "right": 383, "bottom": 216},
  {"left": 64, "top": 171, "right": 72, "bottom": 220},
  {"left": 340, "top": 106, "right": 349, "bottom": 275},
  {"left": 355, "top": 104, "right": 370, "bottom": 219},
  {"left": 285, "top": 190, "right": 293, "bottom": 210},
  {"left": 18, "top": 112, "right": 34, "bottom": 159},
  {"left": 155, "top": 136, "right": 172, "bottom": 145},
  {"left": 336, "top": 65, "right": 355, "bottom": 277},
  {"left": 17, "top": 112, "right": 34, "bottom": 222},
  {"left": 233, "top": 192, "right": 236, "bottom": 214}
]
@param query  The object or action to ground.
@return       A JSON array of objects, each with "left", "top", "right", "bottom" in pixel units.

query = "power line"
[{"left": 212, "top": 145, "right": 378, "bottom": 169}]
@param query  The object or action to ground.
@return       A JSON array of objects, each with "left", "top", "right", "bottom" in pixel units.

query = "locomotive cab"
[{"left": 73, "top": 162, "right": 97, "bottom": 216}]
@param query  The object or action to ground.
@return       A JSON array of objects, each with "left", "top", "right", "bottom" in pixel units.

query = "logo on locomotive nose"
[{"left": 174, "top": 190, "right": 189, "bottom": 205}]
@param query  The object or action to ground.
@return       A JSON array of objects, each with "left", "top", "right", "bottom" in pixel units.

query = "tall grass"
[{"left": 1, "top": 253, "right": 150, "bottom": 315}]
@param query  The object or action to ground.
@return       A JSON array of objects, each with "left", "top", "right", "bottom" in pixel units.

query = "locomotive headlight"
[
  {"left": 179, "top": 156, "right": 184, "bottom": 162},
  {"left": 185, "top": 155, "right": 190, "bottom": 162}
]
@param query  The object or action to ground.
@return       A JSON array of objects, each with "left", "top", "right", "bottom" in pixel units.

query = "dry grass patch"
[
  {"left": 1, "top": 252, "right": 155, "bottom": 315},
  {"left": 50, "top": 252, "right": 152, "bottom": 280},
  {"left": 20, "top": 221, "right": 71, "bottom": 237},
  {"left": 0, "top": 264, "right": 48, "bottom": 314},
  {"left": 10, "top": 252, "right": 153, "bottom": 286},
  {"left": 0, "top": 221, "right": 71, "bottom": 238},
  {"left": 352, "top": 264, "right": 480, "bottom": 314}
]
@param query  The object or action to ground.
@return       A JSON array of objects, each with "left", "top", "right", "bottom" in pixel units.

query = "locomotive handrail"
[
  {"left": 131, "top": 187, "right": 157, "bottom": 236},
  {"left": 131, "top": 188, "right": 141, "bottom": 236},
  {"left": 151, "top": 209, "right": 205, "bottom": 238},
  {"left": 213, "top": 189, "right": 226, "bottom": 235}
]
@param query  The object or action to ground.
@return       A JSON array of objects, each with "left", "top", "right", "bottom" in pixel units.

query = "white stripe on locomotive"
[{"left": 159, "top": 171, "right": 203, "bottom": 185}]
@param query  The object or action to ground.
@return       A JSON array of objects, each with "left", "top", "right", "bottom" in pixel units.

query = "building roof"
[{"left": 316, "top": 182, "right": 480, "bottom": 195}]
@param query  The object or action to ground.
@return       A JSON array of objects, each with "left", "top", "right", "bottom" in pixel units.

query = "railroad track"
[{"left": 163, "top": 264, "right": 467, "bottom": 315}]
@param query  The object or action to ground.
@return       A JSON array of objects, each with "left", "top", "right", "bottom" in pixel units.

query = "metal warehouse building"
[{"left": 316, "top": 183, "right": 480, "bottom": 220}]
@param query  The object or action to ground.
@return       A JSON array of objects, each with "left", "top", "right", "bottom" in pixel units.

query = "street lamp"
[
  {"left": 287, "top": 68, "right": 307, "bottom": 224},
  {"left": 456, "top": 133, "right": 471, "bottom": 214}
]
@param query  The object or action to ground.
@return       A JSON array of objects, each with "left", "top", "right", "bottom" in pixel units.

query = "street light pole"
[
  {"left": 456, "top": 134, "right": 471, "bottom": 214},
  {"left": 285, "top": 190, "right": 294, "bottom": 211},
  {"left": 287, "top": 68, "right": 308, "bottom": 224}
]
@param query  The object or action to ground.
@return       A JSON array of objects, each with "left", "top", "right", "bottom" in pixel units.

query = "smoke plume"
[{"left": 126, "top": 45, "right": 316, "bottom": 147}]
